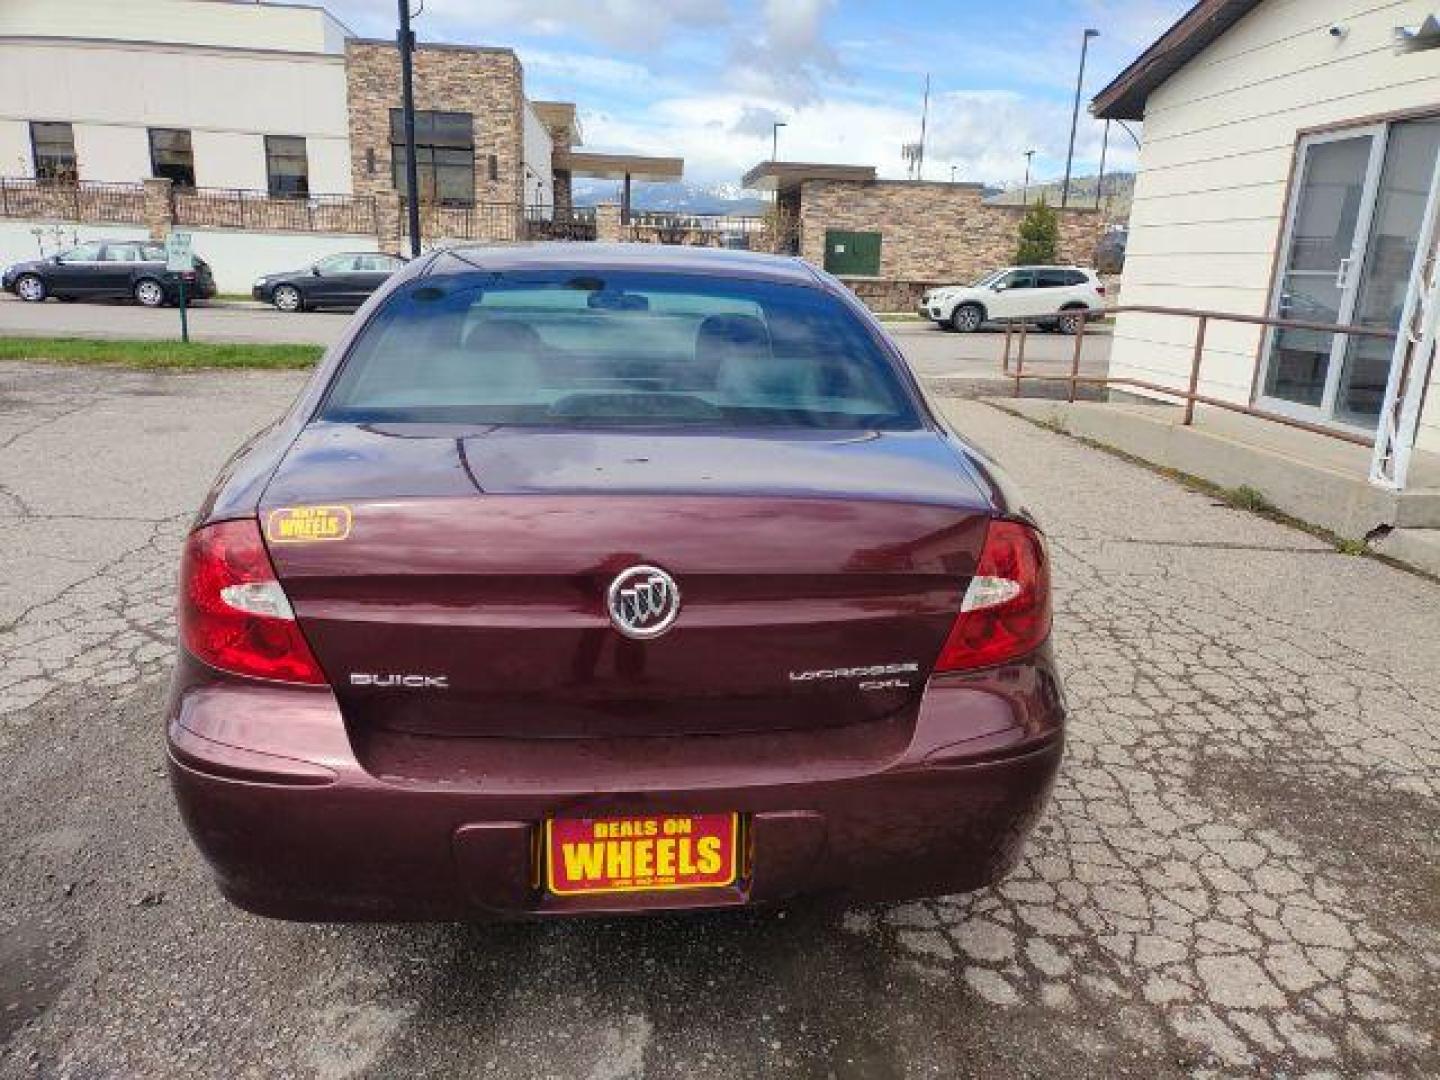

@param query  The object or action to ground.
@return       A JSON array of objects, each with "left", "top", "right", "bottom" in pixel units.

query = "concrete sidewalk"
[{"left": 991, "top": 396, "right": 1440, "bottom": 576}]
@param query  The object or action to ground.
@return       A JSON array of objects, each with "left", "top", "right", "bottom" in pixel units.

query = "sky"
[{"left": 320, "top": 0, "right": 1193, "bottom": 190}]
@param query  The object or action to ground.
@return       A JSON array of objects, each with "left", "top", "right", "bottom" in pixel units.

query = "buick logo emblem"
[{"left": 607, "top": 565, "right": 681, "bottom": 640}]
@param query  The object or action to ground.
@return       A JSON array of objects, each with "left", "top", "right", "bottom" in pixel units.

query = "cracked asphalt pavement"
[{"left": 1, "top": 360, "right": 1436, "bottom": 1078}]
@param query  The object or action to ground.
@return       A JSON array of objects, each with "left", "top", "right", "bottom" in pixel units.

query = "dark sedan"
[
  {"left": 252, "top": 251, "right": 406, "bottom": 312},
  {"left": 2, "top": 240, "right": 216, "bottom": 306},
  {"left": 169, "top": 244, "right": 1063, "bottom": 921}
]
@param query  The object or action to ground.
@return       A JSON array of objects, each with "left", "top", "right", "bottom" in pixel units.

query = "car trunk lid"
[{"left": 262, "top": 423, "right": 991, "bottom": 738}]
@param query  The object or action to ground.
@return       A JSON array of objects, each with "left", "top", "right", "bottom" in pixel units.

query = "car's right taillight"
[
  {"left": 178, "top": 519, "right": 326, "bottom": 684},
  {"left": 934, "top": 520, "right": 1051, "bottom": 672}
]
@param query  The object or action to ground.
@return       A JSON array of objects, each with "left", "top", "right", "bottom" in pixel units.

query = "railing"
[
  {"left": 0, "top": 178, "right": 146, "bottom": 224},
  {"left": 401, "top": 201, "right": 521, "bottom": 243},
  {"left": 1001, "top": 305, "right": 1398, "bottom": 447},
  {"left": 629, "top": 211, "right": 767, "bottom": 234},
  {"left": 627, "top": 213, "right": 781, "bottom": 251},
  {"left": 524, "top": 208, "right": 596, "bottom": 241},
  {"left": 173, "top": 188, "right": 379, "bottom": 234}
]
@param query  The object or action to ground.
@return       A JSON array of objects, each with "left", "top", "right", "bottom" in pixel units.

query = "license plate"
[{"left": 545, "top": 813, "right": 739, "bottom": 896}]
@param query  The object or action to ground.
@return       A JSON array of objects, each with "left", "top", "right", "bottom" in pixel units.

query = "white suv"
[{"left": 919, "top": 266, "right": 1106, "bottom": 334}]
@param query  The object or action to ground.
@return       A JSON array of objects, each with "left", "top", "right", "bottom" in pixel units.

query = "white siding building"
[
  {"left": 1095, "top": 0, "right": 1440, "bottom": 458},
  {"left": 0, "top": 0, "right": 354, "bottom": 194},
  {"left": 0, "top": 0, "right": 613, "bottom": 291}
]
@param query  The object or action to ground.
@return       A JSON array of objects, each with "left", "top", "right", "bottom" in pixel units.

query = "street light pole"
[
  {"left": 1022, "top": 150, "right": 1035, "bottom": 205},
  {"left": 398, "top": 0, "right": 421, "bottom": 257},
  {"left": 1061, "top": 28, "right": 1099, "bottom": 208},
  {"left": 771, "top": 121, "right": 787, "bottom": 162}
]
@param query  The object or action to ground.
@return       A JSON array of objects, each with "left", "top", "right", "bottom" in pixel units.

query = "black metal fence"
[
  {"left": 0, "top": 178, "right": 146, "bottom": 224},
  {"left": 173, "top": 188, "right": 380, "bottom": 234},
  {"left": 627, "top": 212, "right": 778, "bottom": 251},
  {"left": 400, "top": 201, "right": 522, "bottom": 243},
  {"left": 524, "top": 207, "right": 597, "bottom": 241}
]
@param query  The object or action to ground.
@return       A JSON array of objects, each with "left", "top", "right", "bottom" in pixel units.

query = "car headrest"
[
  {"left": 464, "top": 319, "right": 542, "bottom": 355},
  {"left": 695, "top": 313, "right": 772, "bottom": 363}
]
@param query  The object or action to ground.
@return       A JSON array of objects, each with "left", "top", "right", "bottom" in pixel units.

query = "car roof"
[{"left": 422, "top": 243, "right": 823, "bottom": 287}]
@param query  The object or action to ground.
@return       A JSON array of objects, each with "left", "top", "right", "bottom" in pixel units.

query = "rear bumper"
[{"left": 166, "top": 653, "right": 1065, "bottom": 921}]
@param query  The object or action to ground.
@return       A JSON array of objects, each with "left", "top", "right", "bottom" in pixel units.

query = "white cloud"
[
  {"left": 728, "top": 0, "right": 840, "bottom": 106},
  {"left": 332, "top": 0, "right": 724, "bottom": 51},
  {"left": 580, "top": 88, "right": 1137, "bottom": 188}
]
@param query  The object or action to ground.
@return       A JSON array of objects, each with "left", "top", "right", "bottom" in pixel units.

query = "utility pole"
[
  {"left": 398, "top": 0, "right": 421, "bottom": 257},
  {"left": 1022, "top": 150, "right": 1035, "bottom": 205},
  {"left": 1062, "top": 28, "right": 1099, "bottom": 208},
  {"left": 1096, "top": 119, "right": 1111, "bottom": 211},
  {"left": 917, "top": 73, "right": 930, "bottom": 181}
]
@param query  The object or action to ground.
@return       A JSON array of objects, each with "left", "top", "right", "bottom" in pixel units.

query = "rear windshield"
[{"left": 321, "top": 267, "right": 920, "bottom": 430}]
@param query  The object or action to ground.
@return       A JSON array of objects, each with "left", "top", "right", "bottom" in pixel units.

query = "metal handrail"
[{"left": 999, "top": 304, "right": 1398, "bottom": 447}]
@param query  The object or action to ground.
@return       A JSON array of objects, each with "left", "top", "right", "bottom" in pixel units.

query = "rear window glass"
[{"left": 321, "top": 267, "right": 919, "bottom": 430}]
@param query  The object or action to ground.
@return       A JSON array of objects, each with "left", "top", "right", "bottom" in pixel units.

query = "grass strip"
[{"left": 0, "top": 335, "right": 322, "bottom": 370}]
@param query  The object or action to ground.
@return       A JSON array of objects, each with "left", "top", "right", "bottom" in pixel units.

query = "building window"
[
  {"left": 265, "top": 135, "right": 310, "bottom": 197},
  {"left": 390, "top": 109, "right": 474, "bottom": 206},
  {"left": 30, "top": 122, "right": 76, "bottom": 182},
  {"left": 148, "top": 128, "right": 195, "bottom": 188}
]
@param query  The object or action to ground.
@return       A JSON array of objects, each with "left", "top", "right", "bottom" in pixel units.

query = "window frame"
[
  {"left": 59, "top": 241, "right": 105, "bottom": 263},
  {"left": 30, "top": 121, "right": 77, "bottom": 183},
  {"left": 264, "top": 135, "right": 310, "bottom": 198},
  {"left": 389, "top": 109, "right": 476, "bottom": 207},
  {"left": 148, "top": 128, "right": 196, "bottom": 189}
]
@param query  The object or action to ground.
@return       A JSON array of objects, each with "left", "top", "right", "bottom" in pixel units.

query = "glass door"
[
  {"left": 1259, "top": 127, "right": 1386, "bottom": 421},
  {"left": 1260, "top": 120, "right": 1440, "bottom": 431},
  {"left": 1333, "top": 120, "right": 1440, "bottom": 426}
]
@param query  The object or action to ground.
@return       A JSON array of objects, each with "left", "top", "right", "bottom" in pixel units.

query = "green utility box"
[{"left": 823, "top": 230, "right": 882, "bottom": 276}]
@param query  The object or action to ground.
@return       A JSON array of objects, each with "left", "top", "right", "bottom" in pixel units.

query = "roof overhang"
[
  {"left": 554, "top": 151, "right": 683, "bottom": 181},
  {"left": 1091, "top": 0, "right": 1261, "bottom": 121},
  {"left": 532, "top": 100, "right": 582, "bottom": 146},
  {"left": 741, "top": 161, "right": 877, "bottom": 193}
]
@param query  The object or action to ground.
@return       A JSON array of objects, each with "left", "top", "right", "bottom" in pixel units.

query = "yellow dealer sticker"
[{"left": 265, "top": 505, "right": 353, "bottom": 544}]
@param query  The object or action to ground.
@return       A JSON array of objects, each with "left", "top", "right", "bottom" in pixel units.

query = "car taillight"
[
  {"left": 934, "top": 520, "right": 1051, "bottom": 672},
  {"left": 178, "top": 519, "right": 326, "bottom": 684},
  {"left": 1096, "top": 282, "right": 1107, "bottom": 295}
]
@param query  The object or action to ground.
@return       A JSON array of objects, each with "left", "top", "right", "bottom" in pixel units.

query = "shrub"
[{"left": 1015, "top": 198, "right": 1059, "bottom": 264}]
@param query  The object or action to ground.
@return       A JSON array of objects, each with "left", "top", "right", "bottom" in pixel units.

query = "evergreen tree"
[{"left": 1015, "top": 198, "right": 1059, "bottom": 264}]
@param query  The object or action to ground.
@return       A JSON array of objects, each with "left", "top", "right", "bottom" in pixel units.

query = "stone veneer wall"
[
  {"left": 345, "top": 40, "right": 526, "bottom": 247},
  {"left": 798, "top": 179, "right": 1106, "bottom": 285}
]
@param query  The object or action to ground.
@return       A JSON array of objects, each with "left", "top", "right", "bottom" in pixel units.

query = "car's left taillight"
[
  {"left": 178, "top": 519, "right": 326, "bottom": 684},
  {"left": 933, "top": 519, "right": 1052, "bottom": 673}
]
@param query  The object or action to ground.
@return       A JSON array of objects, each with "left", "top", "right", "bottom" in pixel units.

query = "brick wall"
[
  {"left": 345, "top": 41, "right": 526, "bottom": 211},
  {"left": 798, "top": 179, "right": 1106, "bottom": 283}
]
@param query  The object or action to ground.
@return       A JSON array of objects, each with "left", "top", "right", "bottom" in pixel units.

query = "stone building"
[{"left": 742, "top": 162, "right": 1107, "bottom": 311}]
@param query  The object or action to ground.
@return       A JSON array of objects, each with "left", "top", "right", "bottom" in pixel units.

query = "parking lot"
[
  {"left": 0, "top": 294, "right": 1112, "bottom": 382},
  {"left": 0, "top": 358, "right": 1434, "bottom": 1078}
]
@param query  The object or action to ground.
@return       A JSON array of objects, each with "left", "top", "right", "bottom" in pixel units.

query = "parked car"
[
  {"left": 2, "top": 240, "right": 216, "bottom": 307},
  {"left": 919, "top": 266, "right": 1106, "bottom": 334},
  {"left": 169, "top": 244, "right": 1063, "bottom": 921},
  {"left": 253, "top": 252, "right": 406, "bottom": 312},
  {"left": 1094, "top": 227, "right": 1128, "bottom": 274}
]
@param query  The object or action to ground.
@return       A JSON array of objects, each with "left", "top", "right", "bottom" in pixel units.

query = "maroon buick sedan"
[{"left": 167, "top": 244, "right": 1063, "bottom": 920}]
